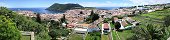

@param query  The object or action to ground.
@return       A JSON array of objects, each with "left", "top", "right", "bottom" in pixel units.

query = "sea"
[{"left": 8, "top": 7, "right": 119, "bottom": 14}]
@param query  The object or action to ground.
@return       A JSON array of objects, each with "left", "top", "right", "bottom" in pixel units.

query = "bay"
[
  {"left": 8, "top": 8, "right": 64, "bottom": 14},
  {"left": 8, "top": 7, "right": 119, "bottom": 14}
]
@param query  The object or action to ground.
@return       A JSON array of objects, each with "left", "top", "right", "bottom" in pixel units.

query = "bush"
[{"left": 0, "top": 15, "right": 21, "bottom": 40}]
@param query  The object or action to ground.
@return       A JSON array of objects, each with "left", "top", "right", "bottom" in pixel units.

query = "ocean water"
[
  {"left": 9, "top": 8, "right": 64, "bottom": 14},
  {"left": 8, "top": 7, "right": 119, "bottom": 14}
]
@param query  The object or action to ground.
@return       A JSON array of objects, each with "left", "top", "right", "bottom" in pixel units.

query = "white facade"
[{"left": 74, "top": 28, "right": 87, "bottom": 33}]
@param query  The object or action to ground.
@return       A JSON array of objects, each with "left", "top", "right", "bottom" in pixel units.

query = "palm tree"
[{"left": 127, "top": 24, "right": 170, "bottom": 40}]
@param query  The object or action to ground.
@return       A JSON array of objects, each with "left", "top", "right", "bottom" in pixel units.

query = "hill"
[
  {"left": 132, "top": 9, "right": 170, "bottom": 26},
  {"left": 46, "top": 3, "right": 83, "bottom": 11},
  {"left": 0, "top": 7, "right": 51, "bottom": 40}
]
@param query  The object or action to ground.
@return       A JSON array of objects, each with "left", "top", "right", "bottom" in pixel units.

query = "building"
[
  {"left": 20, "top": 31, "right": 34, "bottom": 40},
  {"left": 16, "top": 11, "right": 36, "bottom": 17},
  {"left": 66, "top": 23, "right": 75, "bottom": 29},
  {"left": 74, "top": 28, "right": 88, "bottom": 34},
  {"left": 113, "top": 17, "right": 119, "bottom": 22},
  {"left": 88, "top": 25, "right": 100, "bottom": 32},
  {"left": 74, "top": 24, "right": 90, "bottom": 34},
  {"left": 102, "top": 23, "right": 111, "bottom": 34}
]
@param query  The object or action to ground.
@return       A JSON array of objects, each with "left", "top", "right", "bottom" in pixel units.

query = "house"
[
  {"left": 146, "top": 10, "right": 155, "bottom": 12},
  {"left": 66, "top": 23, "right": 75, "bottom": 29},
  {"left": 62, "top": 23, "right": 66, "bottom": 27},
  {"left": 125, "top": 17, "right": 135, "bottom": 23},
  {"left": 119, "top": 19, "right": 128, "bottom": 29},
  {"left": 74, "top": 27, "right": 88, "bottom": 34},
  {"left": 74, "top": 24, "right": 90, "bottom": 34},
  {"left": 113, "top": 17, "right": 119, "bottom": 22},
  {"left": 136, "top": 7, "right": 148, "bottom": 10},
  {"left": 102, "top": 23, "right": 111, "bottom": 34},
  {"left": 88, "top": 25, "right": 100, "bottom": 32}
]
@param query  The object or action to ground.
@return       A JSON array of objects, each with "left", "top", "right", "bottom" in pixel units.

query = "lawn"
[
  {"left": 112, "top": 31, "right": 119, "bottom": 40},
  {"left": 112, "top": 30, "right": 133, "bottom": 40},
  {"left": 21, "top": 35, "right": 31, "bottom": 40},
  {"left": 101, "top": 35, "right": 109, "bottom": 40},
  {"left": 68, "top": 34, "right": 83, "bottom": 40},
  {"left": 85, "top": 34, "right": 91, "bottom": 40},
  {"left": 110, "top": 22, "right": 115, "bottom": 28},
  {"left": 85, "top": 32, "right": 101, "bottom": 40},
  {"left": 116, "top": 30, "right": 133, "bottom": 40}
]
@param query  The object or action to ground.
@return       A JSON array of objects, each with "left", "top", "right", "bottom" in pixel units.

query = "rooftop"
[{"left": 103, "top": 23, "right": 109, "bottom": 29}]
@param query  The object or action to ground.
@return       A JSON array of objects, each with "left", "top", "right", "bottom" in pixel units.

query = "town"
[{"left": 13, "top": 3, "right": 170, "bottom": 40}]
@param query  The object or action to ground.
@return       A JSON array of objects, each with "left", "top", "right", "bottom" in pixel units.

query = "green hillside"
[
  {"left": 128, "top": 9, "right": 170, "bottom": 40},
  {"left": 0, "top": 7, "right": 50, "bottom": 40},
  {"left": 46, "top": 3, "right": 83, "bottom": 11},
  {"left": 132, "top": 9, "right": 170, "bottom": 26}
]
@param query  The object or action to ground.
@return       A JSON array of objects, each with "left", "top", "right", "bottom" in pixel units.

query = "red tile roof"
[
  {"left": 66, "top": 23, "right": 75, "bottom": 28},
  {"left": 121, "top": 21, "right": 128, "bottom": 27},
  {"left": 113, "top": 17, "right": 118, "bottom": 22},
  {"left": 104, "top": 23, "right": 109, "bottom": 29}
]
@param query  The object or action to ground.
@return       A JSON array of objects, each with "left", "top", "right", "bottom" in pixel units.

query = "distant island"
[{"left": 46, "top": 3, "right": 96, "bottom": 11}]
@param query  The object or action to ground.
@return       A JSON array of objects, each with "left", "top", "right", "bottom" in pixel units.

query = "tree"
[
  {"left": 103, "top": 18, "right": 110, "bottom": 23},
  {"left": 49, "top": 29, "right": 61, "bottom": 40},
  {"left": 128, "top": 24, "right": 170, "bottom": 40},
  {"left": 0, "top": 15, "right": 21, "bottom": 40},
  {"left": 60, "top": 14, "right": 66, "bottom": 23},
  {"left": 85, "top": 10, "right": 99, "bottom": 23},
  {"left": 49, "top": 20, "right": 60, "bottom": 29},
  {"left": 80, "top": 11, "right": 83, "bottom": 14},
  {"left": 117, "top": 15, "right": 123, "bottom": 19},
  {"left": 48, "top": 29, "right": 69, "bottom": 40},
  {"left": 114, "top": 22, "right": 121, "bottom": 30},
  {"left": 36, "top": 31, "right": 50, "bottom": 40},
  {"left": 164, "top": 15, "right": 170, "bottom": 27},
  {"left": 0, "top": 7, "right": 50, "bottom": 40},
  {"left": 36, "top": 13, "right": 41, "bottom": 23},
  {"left": 111, "top": 17, "right": 115, "bottom": 24}
]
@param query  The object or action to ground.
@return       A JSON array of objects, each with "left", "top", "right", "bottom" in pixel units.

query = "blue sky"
[{"left": 0, "top": 0, "right": 170, "bottom": 8}]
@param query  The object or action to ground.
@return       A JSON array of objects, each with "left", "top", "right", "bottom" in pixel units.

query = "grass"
[
  {"left": 116, "top": 30, "right": 133, "bottom": 40},
  {"left": 21, "top": 35, "right": 31, "bottom": 40},
  {"left": 110, "top": 22, "right": 115, "bottom": 28},
  {"left": 68, "top": 34, "right": 83, "bottom": 40},
  {"left": 99, "top": 23, "right": 102, "bottom": 28},
  {"left": 127, "top": 9, "right": 170, "bottom": 40},
  {"left": 112, "top": 30, "right": 133, "bottom": 40},
  {"left": 85, "top": 32, "right": 101, "bottom": 40},
  {"left": 132, "top": 9, "right": 170, "bottom": 25},
  {"left": 85, "top": 34, "right": 91, "bottom": 40},
  {"left": 110, "top": 20, "right": 133, "bottom": 40},
  {"left": 112, "top": 31, "right": 119, "bottom": 40},
  {"left": 101, "top": 35, "right": 109, "bottom": 40}
]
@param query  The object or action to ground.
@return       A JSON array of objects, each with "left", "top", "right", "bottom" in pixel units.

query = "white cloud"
[
  {"left": 0, "top": 2, "right": 8, "bottom": 7},
  {"left": 77, "top": 1, "right": 134, "bottom": 7},
  {"left": 61, "top": 0, "right": 170, "bottom": 7},
  {"left": 129, "top": 0, "right": 170, "bottom": 5}
]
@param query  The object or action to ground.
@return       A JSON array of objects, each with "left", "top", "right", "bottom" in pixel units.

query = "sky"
[{"left": 0, "top": 0, "right": 170, "bottom": 8}]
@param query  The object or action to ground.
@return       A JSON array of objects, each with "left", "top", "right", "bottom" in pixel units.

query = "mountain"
[{"left": 46, "top": 3, "right": 83, "bottom": 11}]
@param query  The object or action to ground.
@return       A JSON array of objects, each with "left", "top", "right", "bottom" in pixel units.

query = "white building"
[{"left": 74, "top": 28, "right": 88, "bottom": 33}]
